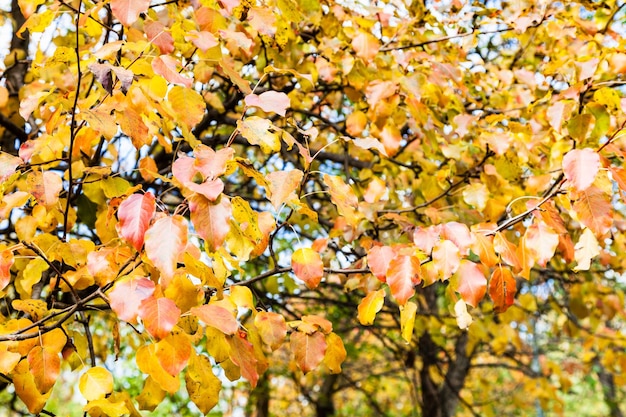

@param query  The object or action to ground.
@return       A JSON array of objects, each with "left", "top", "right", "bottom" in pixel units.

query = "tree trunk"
[
  {"left": 596, "top": 360, "right": 624, "bottom": 417},
  {"left": 315, "top": 373, "right": 338, "bottom": 417},
  {"left": 247, "top": 372, "right": 270, "bottom": 417}
]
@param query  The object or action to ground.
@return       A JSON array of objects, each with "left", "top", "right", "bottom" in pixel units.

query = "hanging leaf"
[
  {"left": 292, "top": 248, "right": 324, "bottom": 289},
  {"left": 79, "top": 367, "right": 114, "bottom": 401},
  {"left": 574, "top": 228, "right": 600, "bottom": 271},
  {"left": 493, "top": 232, "right": 522, "bottom": 271},
  {"left": 185, "top": 352, "right": 222, "bottom": 414},
  {"left": 400, "top": 301, "right": 417, "bottom": 343},
  {"left": 386, "top": 255, "right": 421, "bottom": 305},
  {"left": 254, "top": 312, "right": 288, "bottom": 350},
  {"left": 290, "top": 331, "right": 327, "bottom": 374},
  {"left": 0, "top": 247, "right": 14, "bottom": 291},
  {"left": 144, "top": 215, "right": 188, "bottom": 283},
  {"left": 228, "top": 332, "right": 259, "bottom": 387},
  {"left": 357, "top": 289, "right": 385, "bottom": 325},
  {"left": 323, "top": 332, "right": 346, "bottom": 374},
  {"left": 367, "top": 245, "right": 395, "bottom": 282},
  {"left": 238, "top": 117, "right": 281, "bottom": 153},
  {"left": 572, "top": 186, "right": 612, "bottom": 236},
  {"left": 117, "top": 192, "right": 156, "bottom": 251},
  {"left": 138, "top": 296, "right": 181, "bottom": 340},
  {"left": 524, "top": 221, "right": 559, "bottom": 267},
  {"left": 562, "top": 148, "right": 600, "bottom": 192},
  {"left": 454, "top": 300, "right": 473, "bottom": 330},
  {"left": 266, "top": 170, "right": 303, "bottom": 210},
  {"left": 108, "top": 277, "right": 155, "bottom": 323},
  {"left": 27, "top": 346, "right": 60, "bottom": 394},
  {"left": 454, "top": 261, "right": 487, "bottom": 308},
  {"left": 0, "top": 152, "right": 23, "bottom": 182},
  {"left": 432, "top": 240, "right": 460, "bottom": 280},
  {"left": 189, "top": 194, "right": 232, "bottom": 252},
  {"left": 152, "top": 55, "right": 192, "bottom": 88},
  {"left": 155, "top": 334, "right": 192, "bottom": 376},
  {"left": 489, "top": 267, "right": 517, "bottom": 313}
]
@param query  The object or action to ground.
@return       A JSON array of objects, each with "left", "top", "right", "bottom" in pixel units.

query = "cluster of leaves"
[{"left": 1, "top": 0, "right": 626, "bottom": 416}]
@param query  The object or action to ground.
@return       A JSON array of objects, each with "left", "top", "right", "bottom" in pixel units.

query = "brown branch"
[{"left": 0, "top": 112, "right": 28, "bottom": 142}]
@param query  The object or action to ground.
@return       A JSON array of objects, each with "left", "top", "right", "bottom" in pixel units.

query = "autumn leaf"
[
  {"left": 185, "top": 352, "right": 222, "bottom": 414},
  {"left": 572, "top": 186, "right": 613, "bottom": 236},
  {"left": 28, "top": 346, "right": 60, "bottom": 394},
  {"left": 254, "top": 311, "right": 288, "bottom": 350},
  {"left": 266, "top": 170, "right": 303, "bottom": 210},
  {"left": 144, "top": 215, "right": 188, "bottom": 283},
  {"left": 386, "top": 255, "right": 421, "bottom": 305},
  {"left": 155, "top": 334, "right": 191, "bottom": 376},
  {"left": 108, "top": 277, "right": 155, "bottom": 323},
  {"left": 454, "top": 300, "right": 473, "bottom": 330},
  {"left": 352, "top": 31, "right": 379, "bottom": 61},
  {"left": 110, "top": 0, "right": 150, "bottom": 26},
  {"left": 323, "top": 332, "right": 346, "bottom": 374},
  {"left": 138, "top": 296, "right": 181, "bottom": 340},
  {"left": 0, "top": 247, "right": 14, "bottom": 291},
  {"left": 292, "top": 248, "right": 324, "bottom": 289},
  {"left": 152, "top": 55, "right": 192, "bottom": 88},
  {"left": 191, "top": 304, "right": 239, "bottom": 335},
  {"left": 244, "top": 91, "right": 291, "bottom": 116},
  {"left": 367, "top": 245, "right": 395, "bottom": 282},
  {"left": 489, "top": 267, "right": 517, "bottom": 313},
  {"left": 574, "top": 228, "right": 600, "bottom": 271},
  {"left": 453, "top": 261, "right": 487, "bottom": 308},
  {"left": 117, "top": 192, "right": 156, "bottom": 251},
  {"left": 189, "top": 194, "right": 232, "bottom": 252},
  {"left": 290, "top": 331, "right": 327, "bottom": 374},
  {"left": 432, "top": 240, "right": 460, "bottom": 280},
  {"left": 400, "top": 301, "right": 417, "bottom": 343},
  {"left": 524, "top": 221, "right": 559, "bottom": 267},
  {"left": 357, "top": 289, "right": 385, "bottom": 326},
  {"left": 0, "top": 152, "right": 22, "bottom": 182},
  {"left": 562, "top": 148, "right": 600, "bottom": 192},
  {"left": 79, "top": 367, "right": 114, "bottom": 401},
  {"left": 238, "top": 117, "right": 281, "bottom": 153},
  {"left": 228, "top": 332, "right": 259, "bottom": 387}
]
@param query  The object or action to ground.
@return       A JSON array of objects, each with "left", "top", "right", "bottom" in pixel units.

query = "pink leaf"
[
  {"left": 386, "top": 255, "right": 421, "bottom": 305},
  {"left": 138, "top": 296, "right": 181, "bottom": 340},
  {"left": 244, "top": 91, "right": 291, "bottom": 116},
  {"left": 191, "top": 304, "right": 239, "bottom": 335},
  {"left": 110, "top": 0, "right": 150, "bottom": 26},
  {"left": 152, "top": 55, "right": 192, "bottom": 87},
  {"left": 144, "top": 215, "right": 188, "bottom": 284},
  {"left": 194, "top": 146, "right": 235, "bottom": 180},
  {"left": 108, "top": 277, "right": 155, "bottom": 323},
  {"left": 28, "top": 171, "right": 63, "bottom": 207},
  {"left": 117, "top": 193, "right": 156, "bottom": 251},
  {"left": 441, "top": 222, "right": 472, "bottom": 256},
  {"left": 367, "top": 246, "right": 395, "bottom": 282},
  {"left": 432, "top": 240, "right": 460, "bottom": 280},
  {"left": 563, "top": 148, "right": 600, "bottom": 192},
  {"left": 145, "top": 20, "right": 174, "bottom": 54},
  {"left": 185, "top": 30, "right": 219, "bottom": 52},
  {"left": 454, "top": 261, "right": 487, "bottom": 308},
  {"left": 524, "top": 221, "right": 559, "bottom": 267},
  {"left": 0, "top": 248, "right": 14, "bottom": 292},
  {"left": 189, "top": 194, "right": 232, "bottom": 252},
  {"left": 0, "top": 152, "right": 23, "bottom": 183}
]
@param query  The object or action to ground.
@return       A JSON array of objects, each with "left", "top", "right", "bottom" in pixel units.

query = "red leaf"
[
  {"left": 244, "top": 91, "right": 291, "bottom": 116},
  {"left": 228, "top": 332, "right": 259, "bottom": 387},
  {"left": 563, "top": 148, "right": 600, "bottom": 192},
  {"left": 108, "top": 277, "right": 155, "bottom": 323},
  {"left": 572, "top": 186, "right": 613, "bottom": 236},
  {"left": 138, "top": 296, "right": 181, "bottom": 340},
  {"left": 27, "top": 346, "right": 60, "bottom": 394},
  {"left": 386, "top": 255, "right": 421, "bottom": 305},
  {"left": 110, "top": 0, "right": 150, "bottom": 26},
  {"left": 454, "top": 261, "right": 487, "bottom": 308},
  {"left": 189, "top": 194, "right": 232, "bottom": 252},
  {"left": 117, "top": 192, "right": 156, "bottom": 251},
  {"left": 290, "top": 331, "right": 327, "bottom": 374},
  {"left": 191, "top": 304, "right": 239, "bottom": 335},
  {"left": 152, "top": 55, "right": 192, "bottom": 87},
  {"left": 489, "top": 267, "right": 517, "bottom": 313},
  {"left": 292, "top": 248, "right": 324, "bottom": 289},
  {"left": 367, "top": 246, "right": 395, "bottom": 282},
  {"left": 144, "top": 215, "right": 188, "bottom": 283}
]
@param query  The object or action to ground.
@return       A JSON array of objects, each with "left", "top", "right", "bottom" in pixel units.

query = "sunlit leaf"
[
  {"left": 453, "top": 261, "right": 487, "bottom": 308},
  {"left": 386, "top": 255, "right": 421, "bottom": 305},
  {"left": 238, "top": 117, "right": 281, "bottom": 153},
  {"left": 562, "top": 148, "right": 600, "bottom": 192},
  {"left": 117, "top": 192, "right": 155, "bottom": 251},
  {"left": 228, "top": 332, "right": 259, "bottom": 387},
  {"left": 108, "top": 277, "right": 155, "bottom": 323},
  {"left": 400, "top": 301, "right": 417, "bottom": 343},
  {"left": 27, "top": 346, "right": 60, "bottom": 394},
  {"left": 323, "top": 332, "right": 346, "bottom": 374},
  {"left": 292, "top": 248, "right": 324, "bottom": 289},
  {"left": 290, "top": 331, "right": 327, "bottom": 374},
  {"left": 489, "top": 267, "right": 517, "bottom": 313},
  {"left": 144, "top": 215, "right": 188, "bottom": 283},
  {"left": 79, "top": 366, "right": 114, "bottom": 401},
  {"left": 357, "top": 289, "right": 385, "bottom": 326},
  {"left": 110, "top": 0, "right": 150, "bottom": 26},
  {"left": 189, "top": 194, "right": 232, "bottom": 252},
  {"left": 191, "top": 304, "right": 239, "bottom": 335},
  {"left": 572, "top": 186, "right": 612, "bottom": 236},
  {"left": 574, "top": 228, "right": 600, "bottom": 271},
  {"left": 244, "top": 91, "right": 291, "bottom": 116},
  {"left": 254, "top": 311, "right": 288, "bottom": 350},
  {"left": 138, "top": 296, "right": 181, "bottom": 340},
  {"left": 185, "top": 352, "right": 221, "bottom": 414}
]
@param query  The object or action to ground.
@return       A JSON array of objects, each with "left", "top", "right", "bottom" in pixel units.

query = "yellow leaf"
[
  {"left": 168, "top": 86, "right": 205, "bottom": 129},
  {"left": 13, "top": 359, "right": 51, "bottom": 414},
  {"left": 136, "top": 344, "right": 180, "bottom": 393},
  {"left": 185, "top": 351, "right": 222, "bottom": 414},
  {"left": 79, "top": 366, "right": 114, "bottom": 401},
  {"left": 238, "top": 117, "right": 281, "bottom": 153},
  {"left": 230, "top": 286, "right": 255, "bottom": 311},
  {"left": 400, "top": 301, "right": 417, "bottom": 343},
  {"left": 136, "top": 376, "right": 166, "bottom": 412},
  {"left": 83, "top": 398, "right": 129, "bottom": 417},
  {"left": 323, "top": 332, "right": 346, "bottom": 374},
  {"left": 12, "top": 299, "right": 48, "bottom": 321},
  {"left": 357, "top": 289, "right": 385, "bottom": 326}
]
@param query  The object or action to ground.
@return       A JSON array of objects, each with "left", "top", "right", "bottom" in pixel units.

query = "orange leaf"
[
  {"left": 572, "top": 186, "right": 613, "bottom": 236},
  {"left": 489, "top": 267, "right": 517, "bottom": 313},
  {"left": 155, "top": 334, "right": 192, "bottom": 376},
  {"left": 367, "top": 245, "right": 395, "bottom": 282},
  {"left": 352, "top": 31, "right": 379, "bottom": 61},
  {"left": 357, "top": 289, "right": 385, "bottom": 325},
  {"left": 28, "top": 171, "right": 63, "bottom": 207},
  {"left": 323, "top": 333, "right": 346, "bottom": 374},
  {"left": 138, "top": 296, "right": 181, "bottom": 340},
  {"left": 524, "top": 221, "right": 559, "bottom": 267},
  {"left": 266, "top": 170, "right": 303, "bottom": 210},
  {"left": 27, "top": 346, "right": 60, "bottom": 394},
  {"left": 562, "top": 148, "right": 600, "bottom": 192},
  {"left": 0, "top": 152, "right": 23, "bottom": 182},
  {"left": 442, "top": 222, "right": 472, "bottom": 256},
  {"left": 471, "top": 233, "right": 498, "bottom": 267},
  {"left": 290, "top": 331, "right": 327, "bottom": 374},
  {"left": 0, "top": 247, "right": 14, "bottom": 291},
  {"left": 191, "top": 304, "right": 239, "bottom": 335},
  {"left": 292, "top": 248, "right": 324, "bottom": 289},
  {"left": 144, "top": 215, "right": 188, "bottom": 283},
  {"left": 228, "top": 332, "right": 259, "bottom": 387},
  {"left": 189, "top": 194, "right": 232, "bottom": 252},
  {"left": 145, "top": 20, "right": 174, "bottom": 54},
  {"left": 254, "top": 312, "right": 287, "bottom": 350},
  {"left": 493, "top": 232, "right": 521, "bottom": 271},
  {"left": 108, "top": 277, "right": 155, "bottom": 323},
  {"left": 110, "top": 0, "right": 150, "bottom": 26},
  {"left": 117, "top": 192, "right": 155, "bottom": 251},
  {"left": 136, "top": 344, "right": 180, "bottom": 393},
  {"left": 454, "top": 261, "right": 487, "bottom": 308},
  {"left": 152, "top": 55, "right": 192, "bottom": 87},
  {"left": 386, "top": 255, "right": 421, "bottom": 305},
  {"left": 432, "top": 239, "right": 460, "bottom": 280}
]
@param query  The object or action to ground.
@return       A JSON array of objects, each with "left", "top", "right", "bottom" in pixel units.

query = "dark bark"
[
  {"left": 596, "top": 359, "right": 624, "bottom": 417},
  {"left": 315, "top": 373, "right": 338, "bottom": 417},
  {"left": 247, "top": 372, "right": 270, "bottom": 417}
]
